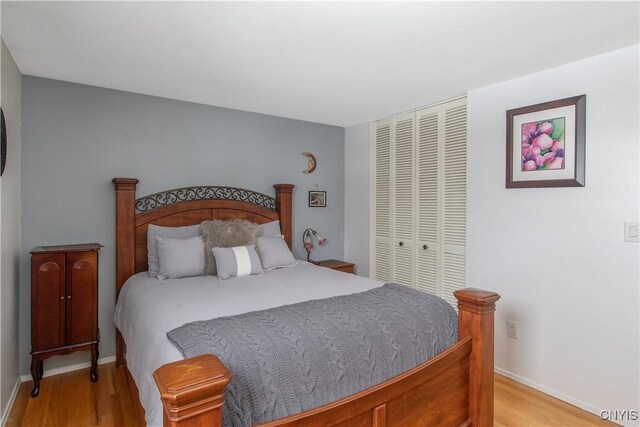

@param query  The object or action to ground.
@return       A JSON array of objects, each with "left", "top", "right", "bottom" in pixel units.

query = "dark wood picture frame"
[
  {"left": 308, "top": 190, "right": 326, "bottom": 207},
  {"left": 506, "top": 95, "right": 586, "bottom": 188}
]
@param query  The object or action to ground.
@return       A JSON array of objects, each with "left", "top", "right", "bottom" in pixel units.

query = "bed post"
[
  {"left": 154, "top": 354, "right": 231, "bottom": 427},
  {"left": 273, "top": 184, "right": 294, "bottom": 249},
  {"left": 113, "top": 177, "right": 139, "bottom": 367},
  {"left": 455, "top": 288, "right": 500, "bottom": 427}
]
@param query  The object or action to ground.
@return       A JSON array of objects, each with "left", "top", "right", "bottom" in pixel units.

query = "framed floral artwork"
[{"left": 506, "top": 95, "right": 586, "bottom": 188}]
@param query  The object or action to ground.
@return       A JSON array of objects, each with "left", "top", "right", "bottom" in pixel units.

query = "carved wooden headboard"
[{"left": 112, "top": 178, "right": 294, "bottom": 299}]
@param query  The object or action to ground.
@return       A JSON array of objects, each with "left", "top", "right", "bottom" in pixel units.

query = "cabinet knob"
[
  {"left": 398, "top": 241, "right": 404, "bottom": 247},
  {"left": 423, "top": 244, "right": 428, "bottom": 250},
  {"left": 67, "top": 295, "right": 71, "bottom": 300},
  {"left": 59, "top": 296, "right": 64, "bottom": 301}
]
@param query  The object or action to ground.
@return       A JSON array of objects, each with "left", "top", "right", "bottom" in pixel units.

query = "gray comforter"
[{"left": 167, "top": 283, "right": 458, "bottom": 426}]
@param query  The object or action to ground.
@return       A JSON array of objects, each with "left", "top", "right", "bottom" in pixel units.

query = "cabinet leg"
[
  {"left": 37, "top": 360, "right": 44, "bottom": 381},
  {"left": 30, "top": 358, "right": 41, "bottom": 397},
  {"left": 90, "top": 343, "right": 99, "bottom": 382}
]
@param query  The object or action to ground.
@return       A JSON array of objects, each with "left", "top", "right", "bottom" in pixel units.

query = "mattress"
[{"left": 113, "top": 261, "right": 384, "bottom": 426}]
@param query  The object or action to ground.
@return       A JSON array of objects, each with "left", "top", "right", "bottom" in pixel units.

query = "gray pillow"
[
  {"left": 255, "top": 236, "right": 297, "bottom": 270},
  {"left": 259, "top": 220, "right": 282, "bottom": 237},
  {"left": 213, "top": 245, "right": 263, "bottom": 279},
  {"left": 156, "top": 236, "right": 205, "bottom": 279},
  {"left": 200, "top": 220, "right": 261, "bottom": 275},
  {"left": 147, "top": 224, "right": 200, "bottom": 277}
]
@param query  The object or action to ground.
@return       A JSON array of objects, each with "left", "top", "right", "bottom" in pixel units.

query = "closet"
[{"left": 372, "top": 97, "right": 467, "bottom": 306}]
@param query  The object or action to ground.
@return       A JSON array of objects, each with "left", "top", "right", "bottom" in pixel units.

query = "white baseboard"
[
  {"left": 495, "top": 367, "right": 634, "bottom": 427},
  {"left": 19, "top": 355, "right": 116, "bottom": 383},
  {"left": 1, "top": 378, "right": 21, "bottom": 427}
]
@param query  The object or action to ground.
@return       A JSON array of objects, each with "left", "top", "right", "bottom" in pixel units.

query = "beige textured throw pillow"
[{"left": 200, "top": 219, "right": 261, "bottom": 275}]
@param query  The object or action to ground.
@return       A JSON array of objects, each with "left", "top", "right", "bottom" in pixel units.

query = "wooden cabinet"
[
  {"left": 314, "top": 259, "right": 356, "bottom": 274},
  {"left": 30, "top": 243, "right": 102, "bottom": 397}
]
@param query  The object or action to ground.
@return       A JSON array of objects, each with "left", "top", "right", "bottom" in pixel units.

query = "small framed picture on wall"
[{"left": 308, "top": 191, "right": 326, "bottom": 207}]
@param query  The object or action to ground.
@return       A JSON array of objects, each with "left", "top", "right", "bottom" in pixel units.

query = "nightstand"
[{"left": 314, "top": 259, "right": 356, "bottom": 274}]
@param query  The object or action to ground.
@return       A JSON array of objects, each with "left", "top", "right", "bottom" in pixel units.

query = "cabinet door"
[
  {"left": 66, "top": 251, "right": 98, "bottom": 345},
  {"left": 31, "top": 253, "right": 66, "bottom": 351}
]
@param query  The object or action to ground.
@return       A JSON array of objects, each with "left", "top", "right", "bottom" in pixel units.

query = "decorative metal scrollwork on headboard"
[{"left": 135, "top": 186, "right": 279, "bottom": 215}]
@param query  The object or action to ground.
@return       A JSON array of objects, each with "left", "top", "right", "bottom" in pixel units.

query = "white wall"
[
  {"left": 344, "top": 45, "right": 639, "bottom": 420},
  {"left": 0, "top": 38, "right": 22, "bottom": 420},
  {"left": 467, "top": 45, "right": 639, "bottom": 418},
  {"left": 344, "top": 122, "right": 371, "bottom": 277}
]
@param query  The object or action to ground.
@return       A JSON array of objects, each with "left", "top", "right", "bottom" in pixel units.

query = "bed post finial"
[
  {"left": 113, "top": 177, "right": 139, "bottom": 367},
  {"left": 455, "top": 288, "right": 500, "bottom": 427},
  {"left": 273, "top": 184, "right": 294, "bottom": 249},
  {"left": 154, "top": 354, "right": 231, "bottom": 427}
]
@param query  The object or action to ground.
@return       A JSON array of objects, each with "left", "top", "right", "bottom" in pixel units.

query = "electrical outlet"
[{"left": 507, "top": 321, "right": 518, "bottom": 339}]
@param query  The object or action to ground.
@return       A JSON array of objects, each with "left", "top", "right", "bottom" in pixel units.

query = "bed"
[{"left": 113, "top": 178, "right": 500, "bottom": 427}]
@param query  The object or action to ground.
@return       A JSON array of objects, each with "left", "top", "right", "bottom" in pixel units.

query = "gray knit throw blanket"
[{"left": 167, "top": 283, "right": 458, "bottom": 426}]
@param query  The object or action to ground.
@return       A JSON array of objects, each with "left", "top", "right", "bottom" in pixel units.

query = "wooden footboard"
[{"left": 153, "top": 288, "right": 499, "bottom": 427}]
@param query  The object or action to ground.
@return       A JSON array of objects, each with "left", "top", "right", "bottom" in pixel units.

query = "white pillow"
[
  {"left": 255, "top": 236, "right": 296, "bottom": 270},
  {"left": 156, "top": 236, "right": 205, "bottom": 279},
  {"left": 147, "top": 224, "right": 200, "bottom": 277},
  {"left": 213, "top": 245, "right": 263, "bottom": 280},
  {"left": 259, "top": 220, "right": 282, "bottom": 237}
]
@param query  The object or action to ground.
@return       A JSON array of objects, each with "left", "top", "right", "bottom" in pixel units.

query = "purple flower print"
[{"left": 521, "top": 119, "right": 565, "bottom": 172}]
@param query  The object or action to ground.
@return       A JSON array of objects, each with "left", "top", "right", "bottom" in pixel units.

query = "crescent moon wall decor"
[
  {"left": 1, "top": 108, "right": 6, "bottom": 177},
  {"left": 302, "top": 152, "right": 317, "bottom": 174}
]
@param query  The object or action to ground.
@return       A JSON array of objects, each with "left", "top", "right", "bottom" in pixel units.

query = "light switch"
[{"left": 625, "top": 222, "right": 639, "bottom": 242}]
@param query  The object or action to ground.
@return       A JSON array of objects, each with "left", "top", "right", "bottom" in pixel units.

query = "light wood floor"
[{"left": 7, "top": 363, "right": 615, "bottom": 427}]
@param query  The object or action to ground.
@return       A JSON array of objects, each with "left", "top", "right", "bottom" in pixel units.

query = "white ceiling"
[{"left": 2, "top": 1, "right": 638, "bottom": 127}]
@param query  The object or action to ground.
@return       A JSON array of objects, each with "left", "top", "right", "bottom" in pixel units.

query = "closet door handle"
[
  {"left": 398, "top": 241, "right": 404, "bottom": 247},
  {"left": 423, "top": 244, "right": 428, "bottom": 250}
]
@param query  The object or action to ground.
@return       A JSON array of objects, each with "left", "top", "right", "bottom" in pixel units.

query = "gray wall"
[
  {"left": 20, "top": 76, "right": 345, "bottom": 374},
  {"left": 1, "top": 38, "right": 22, "bottom": 416}
]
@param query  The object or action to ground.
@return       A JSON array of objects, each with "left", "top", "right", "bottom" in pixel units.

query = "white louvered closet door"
[
  {"left": 415, "top": 106, "right": 439, "bottom": 295},
  {"left": 372, "top": 97, "right": 466, "bottom": 304},
  {"left": 393, "top": 113, "right": 415, "bottom": 288},
  {"left": 373, "top": 120, "right": 392, "bottom": 282},
  {"left": 441, "top": 99, "right": 467, "bottom": 306}
]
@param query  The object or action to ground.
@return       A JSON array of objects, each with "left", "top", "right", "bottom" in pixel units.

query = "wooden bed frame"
[{"left": 113, "top": 178, "right": 500, "bottom": 427}]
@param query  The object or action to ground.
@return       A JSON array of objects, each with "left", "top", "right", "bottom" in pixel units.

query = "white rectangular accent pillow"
[
  {"left": 156, "top": 236, "right": 205, "bottom": 279},
  {"left": 147, "top": 224, "right": 200, "bottom": 277},
  {"left": 255, "top": 235, "right": 297, "bottom": 270},
  {"left": 213, "top": 245, "right": 264, "bottom": 279}
]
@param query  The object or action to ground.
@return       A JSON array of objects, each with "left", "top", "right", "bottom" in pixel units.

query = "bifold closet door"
[
  {"left": 373, "top": 120, "right": 392, "bottom": 283},
  {"left": 373, "top": 97, "right": 467, "bottom": 301},
  {"left": 415, "top": 106, "right": 440, "bottom": 295},
  {"left": 392, "top": 113, "right": 415, "bottom": 287},
  {"left": 441, "top": 99, "right": 467, "bottom": 306}
]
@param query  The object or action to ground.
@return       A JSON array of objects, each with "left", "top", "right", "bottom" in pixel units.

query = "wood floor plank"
[
  {"left": 494, "top": 375, "right": 616, "bottom": 427},
  {"left": 6, "top": 364, "right": 141, "bottom": 427},
  {"left": 7, "top": 364, "right": 615, "bottom": 427}
]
